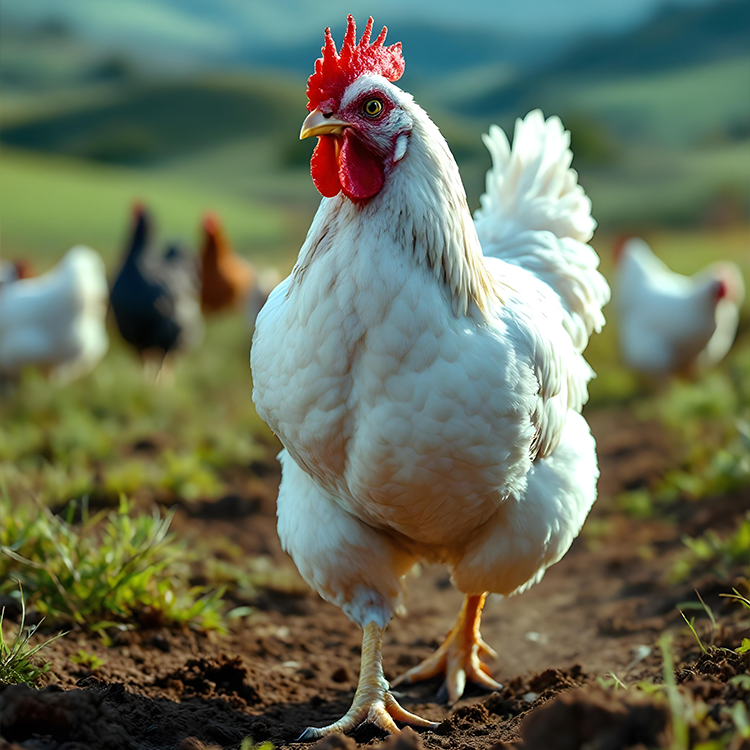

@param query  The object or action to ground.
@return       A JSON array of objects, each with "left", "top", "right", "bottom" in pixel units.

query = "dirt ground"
[{"left": 1, "top": 407, "right": 749, "bottom": 750}]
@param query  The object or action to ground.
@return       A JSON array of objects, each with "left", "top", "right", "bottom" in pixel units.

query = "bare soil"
[{"left": 2, "top": 408, "right": 749, "bottom": 750}]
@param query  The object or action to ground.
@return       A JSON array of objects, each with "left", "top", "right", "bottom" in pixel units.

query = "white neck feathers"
[{"left": 293, "top": 105, "right": 499, "bottom": 317}]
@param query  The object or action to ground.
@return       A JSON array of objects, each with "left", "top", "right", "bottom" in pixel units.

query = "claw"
[
  {"left": 298, "top": 622, "right": 437, "bottom": 741},
  {"left": 385, "top": 693, "right": 439, "bottom": 729},
  {"left": 435, "top": 681, "right": 449, "bottom": 705},
  {"left": 298, "top": 690, "right": 436, "bottom": 741},
  {"left": 297, "top": 727, "right": 322, "bottom": 742},
  {"left": 393, "top": 593, "right": 503, "bottom": 703}
]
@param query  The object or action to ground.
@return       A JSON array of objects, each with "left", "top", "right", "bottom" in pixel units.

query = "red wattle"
[
  {"left": 311, "top": 136, "right": 342, "bottom": 198},
  {"left": 338, "top": 130, "right": 384, "bottom": 202}
]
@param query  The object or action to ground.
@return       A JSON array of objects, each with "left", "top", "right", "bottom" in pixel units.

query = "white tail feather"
[
  {"left": 474, "top": 110, "right": 610, "bottom": 352},
  {"left": 475, "top": 110, "right": 595, "bottom": 243}
]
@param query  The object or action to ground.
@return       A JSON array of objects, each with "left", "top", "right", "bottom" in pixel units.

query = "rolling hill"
[
  {"left": 0, "top": 74, "right": 303, "bottom": 166},
  {"left": 464, "top": 0, "right": 750, "bottom": 144}
]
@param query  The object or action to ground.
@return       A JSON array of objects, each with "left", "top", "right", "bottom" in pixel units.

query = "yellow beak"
[{"left": 300, "top": 109, "right": 350, "bottom": 140}]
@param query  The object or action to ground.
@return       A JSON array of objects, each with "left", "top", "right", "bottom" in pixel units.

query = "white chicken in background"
[
  {"left": 251, "top": 17, "right": 610, "bottom": 740},
  {"left": 0, "top": 262, "right": 20, "bottom": 290},
  {"left": 0, "top": 246, "right": 109, "bottom": 384},
  {"left": 0, "top": 259, "right": 33, "bottom": 290},
  {"left": 615, "top": 236, "right": 745, "bottom": 377}
]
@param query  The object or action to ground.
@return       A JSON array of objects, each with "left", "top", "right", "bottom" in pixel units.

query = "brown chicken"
[{"left": 199, "top": 213, "right": 256, "bottom": 313}]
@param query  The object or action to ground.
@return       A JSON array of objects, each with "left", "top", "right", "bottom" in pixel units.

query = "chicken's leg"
[
  {"left": 298, "top": 621, "right": 438, "bottom": 741},
  {"left": 392, "top": 593, "right": 502, "bottom": 703}
]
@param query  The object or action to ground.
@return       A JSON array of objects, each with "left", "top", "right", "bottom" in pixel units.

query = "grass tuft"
[
  {"left": 0, "top": 586, "right": 65, "bottom": 687},
  {"left": 0, "top": 494, "right": 225, "bottom": 634},
  {"left": 671, "top": 515, "right": 750, "bottom": 583}
]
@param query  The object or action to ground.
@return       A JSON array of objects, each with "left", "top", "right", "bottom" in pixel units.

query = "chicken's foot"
[
  {"left": 297, "top": 621, "right": 438, "bottom": 741},
  {"left": 391, "top": 593, "right": 502, "bottom": 703}
]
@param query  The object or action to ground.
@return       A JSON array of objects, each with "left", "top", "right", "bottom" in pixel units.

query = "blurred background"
[
  {"left": 0, "top": 0, "right": 748, "bottom": 502},
  {"left": 2, "top": 0, "right": 749, "bottom": 263}
]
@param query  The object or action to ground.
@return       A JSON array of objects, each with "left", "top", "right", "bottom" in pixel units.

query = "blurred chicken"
[
  {"left": 0, "top": 246, "right": 109, "bottom": 383},
  {"left": 110, "top": 205, "right": 203, "bottom": 380},
  {"left": 199, "top": 213, "right": 255, "bottom": 314},
  {"left": 0, "top": 259, "right": 34, "bottom": 290},
  {"left": 615, "top": 236, "right": 745, "bottom": 377}
]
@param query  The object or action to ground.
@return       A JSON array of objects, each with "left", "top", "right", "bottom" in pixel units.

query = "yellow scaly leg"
[{"left": 298, "top": 621, "right": 438, "bottom": 741}]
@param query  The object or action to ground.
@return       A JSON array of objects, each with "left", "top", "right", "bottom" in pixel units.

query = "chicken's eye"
[{"left": 362, "top": 98, "right": 384, "bottom": 118}]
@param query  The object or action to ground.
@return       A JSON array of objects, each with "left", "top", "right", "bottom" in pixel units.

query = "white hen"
[
  {"left": 0, "top": 246, "right": 109, "bottom": 384},
  {"left": 615, "top": 237, "right": 745, "bottom": 377},
  {"left": 251, "top": 16, "right": 610, "bottom": 740}
]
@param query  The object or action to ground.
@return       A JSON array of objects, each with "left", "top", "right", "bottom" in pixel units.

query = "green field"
[
  {"left": 0, "top": 147, "right": 298, "bottom": 269},
  {"left": 562, "top": 56, "right": 750, "bottom": 146}
]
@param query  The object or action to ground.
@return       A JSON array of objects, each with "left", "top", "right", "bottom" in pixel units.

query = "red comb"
[{"left": 306, "top": 15, "right": 404, "bottom": 112}]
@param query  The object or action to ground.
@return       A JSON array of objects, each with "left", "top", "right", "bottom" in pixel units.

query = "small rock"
[
  {"left": 524, "top": 631, "right": 549, "bottom": 645},
  {"left": 311, "top": 734, "right": 357, "bottom": 749},
  {"left": 331, "top": 666, "right": 350, "bottom": 683},
  {"left": 374, "top": 727, "right": 424, "bottom": 749},
  {"left": 150, "top": 633, "right": 171, "bottom": 653}
]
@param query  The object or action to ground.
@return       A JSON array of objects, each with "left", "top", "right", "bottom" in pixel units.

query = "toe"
[
  {"left": 392, "top": 650, "right": 447, "bottom": 687},
  {"left": 385, "top": 693, "right": 440, "bottom": 729},
  {"left": 445, "top": 664, "right": 468, "bottom": 704},
  {"left": 368, "top": 704, "right": 400, "bottom": 735},
  {"left": 297, "top": 726, "right": 324, "bottom": 742},
  {"left": 478, "top": 639, "right": 498, "bottom": 661},
  {"left": 470, "top": 663, "right": 503, "bottom": 692}
]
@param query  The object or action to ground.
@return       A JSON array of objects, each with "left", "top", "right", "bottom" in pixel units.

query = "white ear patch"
[{"left": 393, "top": 134, "right": 409, "bottom": 163}]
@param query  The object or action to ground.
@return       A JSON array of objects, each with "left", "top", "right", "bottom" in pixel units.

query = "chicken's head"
[
  {"left": 613, "top": 234, "right": 638, "bottom": 265},
  {"left": 202, "top": 212, "right": 229, "bottom": 258},
  {"left": 710, "top": 262, "right": 745, "bottom": 305},
  {"left": 12, "top": 260, "right": 34, "bottom": 279},
  {"left": 300, "top": 15, "right": 412, "bottom": 202}
]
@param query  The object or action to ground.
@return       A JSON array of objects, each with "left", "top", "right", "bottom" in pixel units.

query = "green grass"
[
  {"left": 672, "top": 515, "right": 750, "bottom": 583},
  {"left": 563, "top": 56, "right": 750, "bottom": 147},
  {"left": 0, "top": 315, "right": 269, "bottom": 506},
  {"left": 70, "top": 649, "right": 106, "bottom": 671},
  {"left": 0, "top": 495, "right": 224, "bottom": 633},
  {"left": 0, "top": 146, "right": 292, "bottom": 266},
  {"left": 1, "top": 588, "right": 65, "bottom": 686},
  {"left": 613, "top": 342, "right": 750, "bottom": 519},
  {"left": 582, "top": 141, "right": 750, "bottom": 228}
]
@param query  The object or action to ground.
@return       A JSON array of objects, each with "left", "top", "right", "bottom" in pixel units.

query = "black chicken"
[{"left": 110, "top": 204, "right": 203, "bottom": 380}]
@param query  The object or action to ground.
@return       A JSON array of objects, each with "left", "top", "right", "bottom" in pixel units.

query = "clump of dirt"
[
  {"left": 187, "top": 494, "right": 261, "bottom": 520},
  {"left": 155, "top": 654, "right": 262, "bottom": 707},
  {"left": 310, "top": 727, "right": 426, "bottom": 750},
  {"left": 498, "top": 687, "right": 670, "bottom": 750},
  {"left": 679, "top": 647, "right": 749, "bottom": 686},
  {"left": 0, "top": 684, "right": 134, "bottom": 750},
  {"left": 676, "top": 647, "right": 750, "bottom": 744}
]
